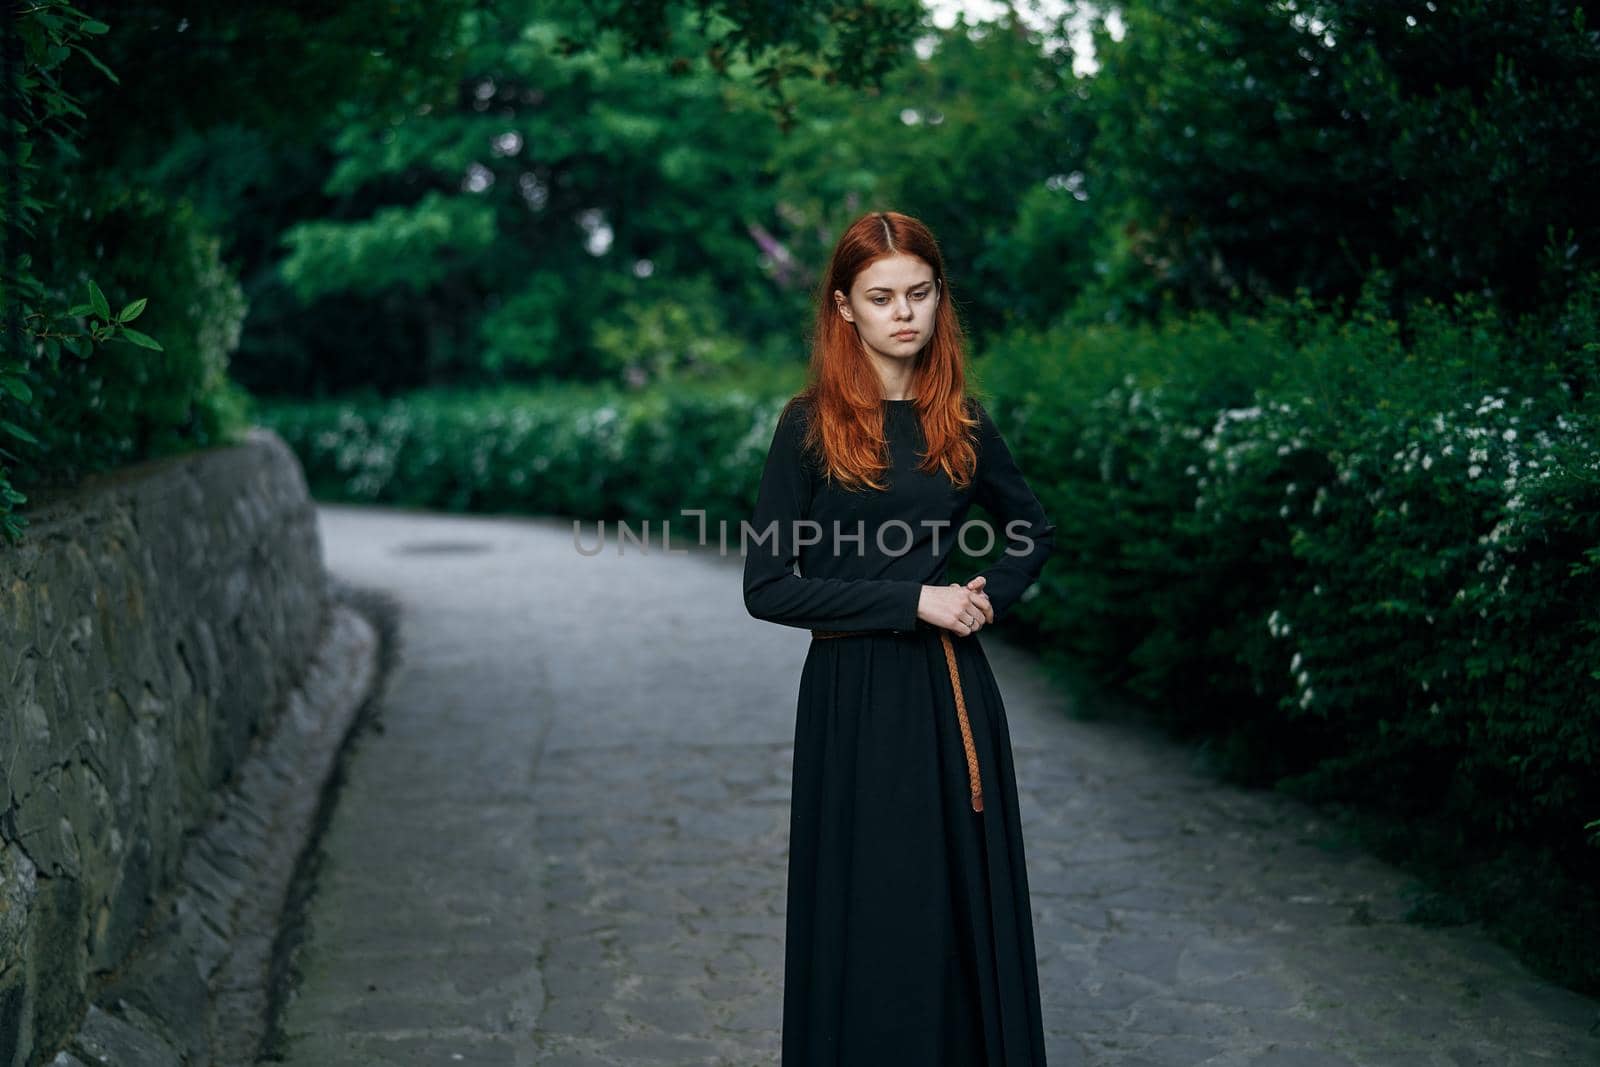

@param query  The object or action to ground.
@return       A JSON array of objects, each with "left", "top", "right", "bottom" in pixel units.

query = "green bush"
[
  {"left": 14, "top": 188, "right": 251, "bottom": 493},
  {"left": 254, "top": 379, "right": 797, "bottom": 537},
  {"left": 976, "top": 272, "right": 1600, "bottom": 993}
]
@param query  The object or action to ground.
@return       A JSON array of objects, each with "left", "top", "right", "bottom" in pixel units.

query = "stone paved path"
[{"left": 266, "top": 505, "right": 1600, "bottom": 1066}]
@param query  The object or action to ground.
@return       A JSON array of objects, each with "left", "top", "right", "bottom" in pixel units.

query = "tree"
[
  {"left": 1078, "top": 0, "right": 1600, "bottom": 325},
  {"left": 753, "top": 8, "right": 1100, "bottom": 343}
]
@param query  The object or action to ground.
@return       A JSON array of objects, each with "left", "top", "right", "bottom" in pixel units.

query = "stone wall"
[{"left": 0, "top": 429, "right": 329, "bottom": 1067}]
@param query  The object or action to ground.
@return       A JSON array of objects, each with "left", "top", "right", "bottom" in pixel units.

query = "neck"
[{"left": 872, "top": 366, "right": 917, "bottom": 402}]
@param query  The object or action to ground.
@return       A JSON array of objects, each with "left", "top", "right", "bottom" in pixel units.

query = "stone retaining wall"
[{"left": 0, "top": 428, "right": 329, "bottom": 1067}]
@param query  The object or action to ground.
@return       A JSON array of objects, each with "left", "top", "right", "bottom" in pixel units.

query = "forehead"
[{"left": 854, "top": 253, "right": 934, "bottom": 292}]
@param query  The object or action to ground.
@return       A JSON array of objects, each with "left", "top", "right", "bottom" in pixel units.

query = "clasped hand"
[{"left": 917, "top": 576, "right": 994, "bottom": 635}]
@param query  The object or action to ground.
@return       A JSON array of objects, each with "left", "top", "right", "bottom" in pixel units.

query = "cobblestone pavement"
[{"left": 267, "top": 505, "right": 1600, "bottom": 1066}]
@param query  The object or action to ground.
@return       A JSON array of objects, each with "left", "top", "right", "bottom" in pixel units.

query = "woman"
[{"left": 743, "top": 210, "right": 1055, "bottom": 1065}]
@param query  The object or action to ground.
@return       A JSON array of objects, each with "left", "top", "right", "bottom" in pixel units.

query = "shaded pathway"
[{"left": 266, "top": 505, "right": 1600, "bottom": 1066}]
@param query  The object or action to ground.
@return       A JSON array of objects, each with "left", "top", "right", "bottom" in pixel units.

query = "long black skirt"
[{"left": 781, "top": 627, "right": 1048, "bottom": 1066}]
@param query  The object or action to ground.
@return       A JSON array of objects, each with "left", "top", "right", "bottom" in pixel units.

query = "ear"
[{"left": 833, "top": 290, "right": 853, "bottom": 323}]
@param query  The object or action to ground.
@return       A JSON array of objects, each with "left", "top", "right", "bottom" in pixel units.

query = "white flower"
[
  {"left": 1468, "top": 464, "right": 1483, "bottom": 478},
  {"left": 1290, "top": 652, "right": 1303, "bottom": 672},
  {"left": 1502, "top": 428, "right": 1517, "bottom": 442},
  {"left": 1421, "top": 455, "right": 1433, "bottom": 470}
]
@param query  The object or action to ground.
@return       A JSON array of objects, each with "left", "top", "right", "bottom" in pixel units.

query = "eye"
[{"left": 870, "top": 289, "right": 931, "bottom": 305}]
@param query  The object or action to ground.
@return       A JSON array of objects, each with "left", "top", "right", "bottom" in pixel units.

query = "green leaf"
[
  {"left": 66, "top": 303, "right": 94, "bottom": 316},
  {"left": 81, "top": 20, "right": 111, "bottom": 34},
  {"left": 87, "top": 279, "right": 110, "bottom": 319},
  {"left": 116, "top": 328, "right": 164, "bottom": 351},
  {"left": 0, "top": 420, "right": 41, "bottom": 446},
  {"left": 116, "top": 297, "right": 147, "bottom": 323},
  {"left": 70, "top": 43, "right": 120, "bottom": 85},
  {"left": 0, "top": 376, "right": 32, "bottom": 402}
]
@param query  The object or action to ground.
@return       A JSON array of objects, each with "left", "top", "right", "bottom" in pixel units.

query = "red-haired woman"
[{"left": 744, "top": 210, "right": 1055, "bottom": 1065}]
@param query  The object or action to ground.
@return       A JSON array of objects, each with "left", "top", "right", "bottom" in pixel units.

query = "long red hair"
[{"left": 787, "top": 211, "right": 979, "bottom": 492}]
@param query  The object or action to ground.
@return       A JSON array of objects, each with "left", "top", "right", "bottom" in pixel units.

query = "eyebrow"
[{"left": 864, "top": 281, "right": 935, "bottom": 293}]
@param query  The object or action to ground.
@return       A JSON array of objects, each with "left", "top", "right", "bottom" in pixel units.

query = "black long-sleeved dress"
[{"left": 743, "top": 394, "right": 1055, "bottom": 1066}]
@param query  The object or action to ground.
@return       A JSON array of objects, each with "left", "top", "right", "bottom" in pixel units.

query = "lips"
[{"left": 893, "top": 331, "right": 917, "bottom": 339}]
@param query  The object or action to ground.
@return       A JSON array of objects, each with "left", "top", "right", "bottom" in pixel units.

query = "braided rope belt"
[{"left": 810, "top": 628, "right": 984, "bottom": 813}]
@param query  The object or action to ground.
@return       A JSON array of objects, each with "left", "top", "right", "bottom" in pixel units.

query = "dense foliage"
[
  {"left": 210, "top": 5, "right": 1089, "bottom": 396},
  {"left": 3, "top": 0, "right": 940, "bottom": 538},
  {"left": 2, "top": 4, "right": 174, "bottom": 539},
  {"left": 1078, "top": 0, "right": 1600, "bottom": 326},
  {"left": 985, "top": 271, "right": 1600, "bottom": 992}
]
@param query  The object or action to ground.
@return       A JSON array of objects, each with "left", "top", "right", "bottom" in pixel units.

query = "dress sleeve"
[
  {"left": 970, "top": 400, "right": 1057, "bottom": 623},
  {"left": 743, "top": 402, "right": 924, "bottom": 632}
]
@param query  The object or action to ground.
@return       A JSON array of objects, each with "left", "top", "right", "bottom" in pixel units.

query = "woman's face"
[{"left": 833, "top": 253, "right": 939, "bottom": 364}]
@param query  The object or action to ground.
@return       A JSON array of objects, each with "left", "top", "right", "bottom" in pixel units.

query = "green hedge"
[
  {"left": 256, "top": 380, "right": 791, "bottom": 536},
  {"left": 982, "top": 275, "right": 1600, "bottom": 994}
]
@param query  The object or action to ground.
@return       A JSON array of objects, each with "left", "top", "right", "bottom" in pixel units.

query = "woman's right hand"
[{"left": 917, "top": 582, "right": 992, "bottom": 635}]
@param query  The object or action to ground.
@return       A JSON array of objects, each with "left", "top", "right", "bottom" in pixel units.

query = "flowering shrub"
[
  {"left": 976, "top": 272, "right": 1600, "bottom": 992},
  {"left": 1205, "top": 386, "right": 1600, "bottom": 834}
]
